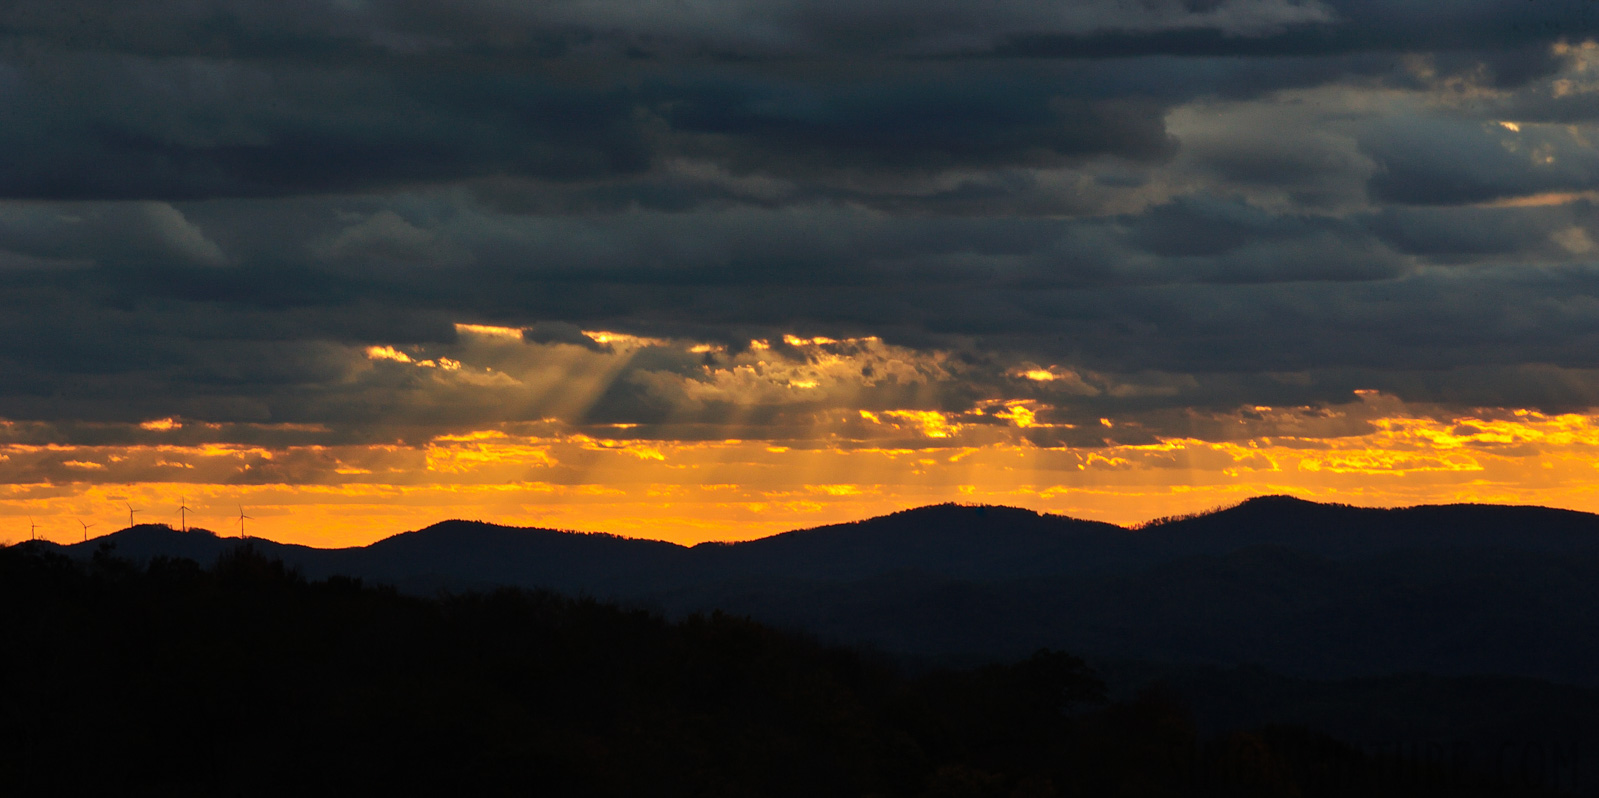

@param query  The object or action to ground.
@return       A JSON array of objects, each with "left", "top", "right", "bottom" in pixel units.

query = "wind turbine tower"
[
  {"left": 238, "top": 506, "right": 253, "bottom": 539},
  {"left": 179, "top": 497, "right": 192, "bottom": 533},
  {"left": 126, "top": 502, "right": 140, "bottom": 528},
  {"left": 29, "top": 516, "right": 39, "bottom": 542},
  {"left": 78, "top": 518, "right": 96, "bottom": 543}
]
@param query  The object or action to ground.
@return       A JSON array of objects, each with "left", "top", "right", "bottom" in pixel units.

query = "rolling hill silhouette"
[{"left": 36, "top": 496, "right": 1599, "bottom": 684}]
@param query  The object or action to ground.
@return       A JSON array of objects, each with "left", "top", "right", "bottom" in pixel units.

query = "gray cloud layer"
[{"left": 3, "top": 1, "right": 1599, "bottom": 444}]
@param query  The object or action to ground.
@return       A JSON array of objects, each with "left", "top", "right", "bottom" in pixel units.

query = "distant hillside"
[
  {"left": 1136, "top": 495, "right": 1599, "bottom": 558},
  {"left": 12, "top": 543, "right": 1574, "bottom": 798},
  {"left": 27, "top": 496, "right": 1599, "bottom": 684}
]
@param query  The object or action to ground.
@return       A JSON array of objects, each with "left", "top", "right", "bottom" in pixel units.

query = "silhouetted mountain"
[
  {"left": 1137, "top": 495, "right": 1599, "bottom": 559},
  {"left": 344, "top": 519, "right": 693, "bottom": 595},
  {"left": 29, "top": 497, "right": 1599, "bottom": 684},
  {"left": 690, "top": 504, "right": 1132, "bottom": 581},
  {"left": 52, "top": 497, "right": 1599, "bottom": 584},
  {"left": 62, "top": 523, "right": 323, "bottom": 567}
]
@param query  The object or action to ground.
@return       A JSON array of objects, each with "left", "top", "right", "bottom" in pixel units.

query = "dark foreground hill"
[
  {"left": 35, "top": 496, "right": 1599, "bottom": 686},
  {"left": 0, "top": 544, "right": 1576, "bottom": 798}
]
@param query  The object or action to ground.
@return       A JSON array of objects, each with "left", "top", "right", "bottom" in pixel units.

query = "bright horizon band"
[{"left": 10, "top": 388, "right": 1599, "bottom": 548}]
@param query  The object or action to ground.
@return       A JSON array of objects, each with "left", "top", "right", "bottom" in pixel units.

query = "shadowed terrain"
[
  {"left": 0, "top": 543, "right": 1581, "bottom": 797},
  {"left": 34, "top": 497, "right": 1599, "bottom": 683}
]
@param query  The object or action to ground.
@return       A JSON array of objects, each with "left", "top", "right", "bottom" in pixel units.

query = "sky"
[{"left": 5, "top": 1, "right": 1599, "bottom": 547}]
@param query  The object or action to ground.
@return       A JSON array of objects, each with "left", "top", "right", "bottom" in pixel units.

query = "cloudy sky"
[{"left": 5, "top": 0, "right": 1599, "bottom": 545}]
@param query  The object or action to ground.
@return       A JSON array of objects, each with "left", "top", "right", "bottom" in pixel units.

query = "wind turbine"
[
  {"left": 29, "top": 516, "right": 39, "bottom": 541},
  {"left": 237, "top": 506, "right": 252, "bottom": 539},
  {"left": 178, "top": 497, "right": 192, "bottom": 533},
  {"left": 78, "top": 518, "right": 96, "bottom": 543},
  {"left": 126, "top": 502, "right": 140, "bottom": 528}
]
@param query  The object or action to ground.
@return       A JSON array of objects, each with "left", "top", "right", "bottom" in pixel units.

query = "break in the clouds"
[{"left": 4, "top": 1, "right": 1599, "bottom": 542}]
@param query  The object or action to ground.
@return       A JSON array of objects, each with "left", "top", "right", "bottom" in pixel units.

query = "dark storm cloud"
[
  {"left": 106, "top": 197, "right": 1401, "bottom": 303},
  {"left": 2, "top": 0, "right": 1591, "bottom": 203},
  {"left": 0, "top": 188, "right": 1591, "bottom": 441},
  {"left": 1362, "top": 117, "right": 1599, "bottom": 205},
  {"left": 0, "top": 52, "right": 1191, "bottom": 200},
  {"left": 999, "top": 265, "right": 1599, "bottom": 380},
  {"left": 0, "top": 51, "right": 655, "bottom": 199},
  {"left": 522, "top": 322, "right": 610, "bottom": 352},
  {"left": 1363, "top": 201, "right": 1598, "bottom": 261},
  {"left": 659, "top": 68, "right": 1177, "bottom": 174},
  {"left": 0, "top": 0, "right": 1337, "bottom": 61},
  {"left": 0, "top": 201, "right": 225, "bottom": 267},
  {"left": 996, "top": 0, "right": 1593, "bottom": 60},
  {"left": 3, "top": 0, "right": 1599, "bottom": 447},
  {"left": 5, "top": 0, "right": 1591, "bottom": 62}
]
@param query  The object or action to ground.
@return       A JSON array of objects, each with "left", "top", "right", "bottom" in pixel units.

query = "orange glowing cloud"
[
  {"left": 14, "top": 327, "right": 1599, "bottom": 550},
  {"left": 5, "top": 393, "right": 1599, "bottom": 549}
]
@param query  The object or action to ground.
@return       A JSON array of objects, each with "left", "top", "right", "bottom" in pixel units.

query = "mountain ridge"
[
  {"left": 23, "top": 495, "right": 1599, "bottom": 683},
  {"left": 42, "top": 494, "right": 1599, "bottom": 559},
  {"left": 35, "top": 495, "right": 1599, "bottom": 587}
]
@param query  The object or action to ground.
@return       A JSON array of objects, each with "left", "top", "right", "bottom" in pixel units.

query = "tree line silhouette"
[{"left": 0, "top": 541, "right": 1574, "bottom": 796}]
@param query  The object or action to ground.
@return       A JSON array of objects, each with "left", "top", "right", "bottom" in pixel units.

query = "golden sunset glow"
[
  {"left": 12, "top": 322, "right": 1599, "bottom": 549},
  {"left": 454, "top": 323, "right": 526, "bottom": 340},
  {"left": 12, "top": 370, "right": 1599, "bottom": 548}
]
